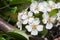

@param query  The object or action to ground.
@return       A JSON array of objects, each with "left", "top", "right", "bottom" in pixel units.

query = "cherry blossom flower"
[
  {"left": 22, "top": 11, "right": 34, "bottom": 24},
  {"left": 57, "top": 11, "right": 60, "bottom": 22},
  {"left": 46, "top": 1, "right": 56, "bottom": 12},
  {"left": 17, "top": 0, "right": 60, "bottom": 35},
  {"left": 38, "top": 1, "right": 48, "bottom": 12},
  {"left": 42, "top": 12, "right": 56, "bottom": 29},
  {"left": 17, "top": 21, "right": 22, "bottom": 30},
  {"left": 55, "top": 3, "right": 60, "bottom": 9},
  {"left": 30, "top": 1, "right": 39, "bottom": 14},
  {"left": 17, "top": 11, "right": 34, "bottom": 30},
  {"left": 17, "top": 10, "right": 27, "bottom": 30},
  {"left": 25, "top": 18, "right": 43, "bottom": 35}
]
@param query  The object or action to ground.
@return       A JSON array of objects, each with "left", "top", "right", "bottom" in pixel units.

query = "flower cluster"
[{"left": 17, "top": 0, "right": 60, "bottom": 35}]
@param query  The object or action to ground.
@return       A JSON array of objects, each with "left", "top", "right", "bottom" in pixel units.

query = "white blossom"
[
  {"left": 16, "top": 0, "right": 60, "bottom": 36},
  {"left": 17, "top": 22, "right": 22, "bottom": 30},
  {"left": 38, "top": 1, "right": 57, "bottom": 12},
  {"left": 57, "top": 11, "right": 60, "bottom": 22},
  {"left": 22, "top": 11, "right": 34, "bottom": 24},
  {"left": 18, "top": 11, "right": 27, "bottom": 21},
  {"left": 30, "top": 1, "right": 39, "bottom": 14},
  {"left": 46, "top": 23, "right": 53, "bottom": 29},
  {"left": 18, "top": 11, "right": 34, "bottom": 25},
  {"left": 42, "top": 12, "right": 56, "bottom": 29},
  {"left": 38, "top": 1, "right": 48, "bottom": 12},
  {"left": 25, "top": 18, "right": 43, "bottom": 35},
  {"left": 17, "top": 10, "right": 34, "bottom": 30},
  {"left": 46, "top": 1, "right": 56, "bottom": 12},
  {"left": 55, "top": 3, "right": 60, "bottom": 9},
  {"left": 17, "top": 12, "right": 26, "bottom": 30},
  {"left": 17, "top": 11, "right": 27, "bottom": 30},
  {"left": 30, "top": 1, "right": 57, "bottom": 13}
]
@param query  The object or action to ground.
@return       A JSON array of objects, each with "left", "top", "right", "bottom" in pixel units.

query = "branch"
[{"left": 0, "top": 18, "right": 16, "bottom": 32}]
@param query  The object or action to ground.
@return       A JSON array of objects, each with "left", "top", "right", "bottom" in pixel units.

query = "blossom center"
[
  {"left": 27, "top": 16, "right": 32, "bottom": 18},
  {"left": 32, "top": 24, "right": 36, "bottom": 29},
  {"left": 47, "top": 17, "right": 51, "bottom": 23},
  {"left": 35, "top": 6, "right": 39, "bottom": 11},
  {"left": 19, "top": 20, "right": 23, "bottom": 23}
]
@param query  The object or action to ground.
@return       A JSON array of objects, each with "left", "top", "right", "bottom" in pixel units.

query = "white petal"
[
  {"left": 16, "top": 22, "right": 22, "bottom": 30},
  {"left": 31, "top": 29, "right": 38, "bottom": 35},
  {"left": 38, "top": 2, "right": 48, "bottom": 12},
  {"left": 57, "top": 12, "right": 60, "bottom": 22},
  {"left": 50, "top": 16, "right": 56, "bottom": 23},
  {"left": 18, "top": 12, "right": 23, "bottom": 16},
  {"left": 42, "top": 1, "right": 48, "bottom": 7},
  {"left": 30, "top": 1, "right": 38, "bottom": 13},
  {"left": 48, "top": 1, "right": 55, "bottom": 6},
  {"left": 18, "top": 13, "right": 23, "bottom": 21},
  {"left": 55, "top": 3, "right": 60, "bottom": 9},
  {"left": 30, "top": 1, "right": 38, "bottom": 10},
  {"left": 46, "top": 23, "right": 53, "bottom": 29},
  {"left": 42, "top": 13, "right": 49, "bottom": 24},
  {"left": 47, "top": 1, "right": 55, "bottom": 11},
  {"left": 33, "top": 18, "right": 40, "bottom": 25},
  {"left": 57, "top": 12, "right": 60, "bottom": 17},
  {"left": 18, "top": 11, "right": 27, "bottom": 20},
  {"left": 42, "top": 19, "right": 47, "bottom": 24},
  {"left": 28, "top": 18, "right": 34, "bottom": 24},
  {"left": 30, "top": 1, "right": 38, "bottom": 7},
  {"left": 38, "top": 5, "right": 46, "bottom": 12},
  {"left": 18, "top": 26, "right": 22, "bottom": 30},
  {"left": 47, "top": 7, "right": 52, "bottom": 12},
  {"left": 57, "top": 18, "right": 60, "bottom": 22},
  {"left": 57, "top": 16, "right": 60, "bottom": 22},
  {"left": 23, "top": 19, "right": 28, "bottom": 24},
  {"left": 34, "top": 10, "right": 39, "bottom": 14},
  {"left": 28, "top": 11, "right": 33, "bottom": 17},
  {"left": 25, "top": 25, "right": 32, "bottom": 32},
  {"left": 42, "top": 12, "right": 49, "bottom": 18},
  {"left": 21, "top": 15, "right": 28, "bottom": 20},
  {"left": 36, "top": 25, "right": 43, "bottom": 31},
  {"left": 16, "top": 22, "right": 22, "bottom": 27}
]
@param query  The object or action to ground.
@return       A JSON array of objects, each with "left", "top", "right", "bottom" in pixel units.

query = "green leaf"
[
  {"left": 7, "top": 0, "right": 31, "bottom": 5},
  {"left": 6, "top": 29, "right": 29, "bottom": 40},
  {"left": 57, "top": 0, "right": 60, "bottom": 2},
  {"left": 6, "top": 38, "right": 10, "bottom": 40},
  {"left": 34, "top": 12, "right": 43, "bottom": 24},
  {"left": 48, "top": 9, "right": 58, "bottom": 16},
  {"left": 7, "top": 0, "right": 13, "bottom": 2},
  {"left": 38, "top": 27, "right": 48, "bottom": 36},
  {"left": 10, "top": 7, "right": 17, "bottom": 13},
  {"left": 52, "top": 0, "right": 56, "bottom": 2},
  {"left": 49, "top": 0, "right": 60, "bottom": 2},
  {"left": 52, "top": 0, "right": 60, "bottom": 2},
  {"left": 34, "top": 12, "right": 43, "bottom": 20},
  {"left": 0, "top": 35, "right": 6, "bottom": 40}
]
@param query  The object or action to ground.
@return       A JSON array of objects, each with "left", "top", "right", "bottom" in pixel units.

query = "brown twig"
[{"left": 0, "top": 18, "right": 16, "bottom": 32}]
